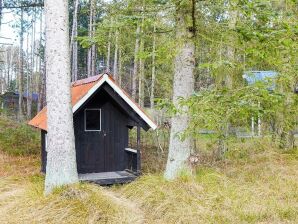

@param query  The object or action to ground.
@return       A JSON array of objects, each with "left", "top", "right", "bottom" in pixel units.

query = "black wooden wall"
[
  {"left": 41, "top": 83, "right": 146, "bottom": 174},
  {"left": 74, "top": 85, "right": 130, "bottom": 173}
]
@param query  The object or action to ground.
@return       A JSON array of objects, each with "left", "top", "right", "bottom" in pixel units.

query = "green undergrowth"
[{"left": 0, "top": 117, "right": 40, "bottom": 155}]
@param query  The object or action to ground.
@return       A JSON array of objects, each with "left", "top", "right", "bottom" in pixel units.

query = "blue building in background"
[{"left": 243, "top": 71, "right": 277, "bottom": 88}]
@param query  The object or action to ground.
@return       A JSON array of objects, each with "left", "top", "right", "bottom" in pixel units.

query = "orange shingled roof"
[
  {"left": 28, "top": 75, "right": 103, "bottom": 131},
  {"left": 28, "top": 74, "right": 157, "bottom": 131}
]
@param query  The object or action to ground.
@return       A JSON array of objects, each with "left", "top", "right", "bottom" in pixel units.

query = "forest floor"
[{"left": 0, "top": 117, "right": 297, "bottom": 223}]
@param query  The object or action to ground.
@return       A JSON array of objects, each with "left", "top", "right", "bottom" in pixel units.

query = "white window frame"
[{"left": 84, "top": 108, "right": 101, "bottom": 132}]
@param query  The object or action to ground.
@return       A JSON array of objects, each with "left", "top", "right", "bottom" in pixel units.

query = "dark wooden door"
[
  {"left": 75, "top": 108, "right": 105, "bottom": 173},
  {"left": 83, "top": 130, "right": 105, "bottom": 173},
  {"left": 102, "top": 102, "right": 126, "bottom": 172}
]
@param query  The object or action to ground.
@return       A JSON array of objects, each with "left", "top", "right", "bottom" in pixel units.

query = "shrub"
[{"left": 0, "top": 119, "right": 40, "bottom": 156}]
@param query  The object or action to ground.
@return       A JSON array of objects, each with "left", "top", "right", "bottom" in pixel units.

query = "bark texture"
[
  {"left": 132, "top": 24, "right": 140, "bottom": 100},
  {"left": 138, "top": 37, "right": 144, "bottom": 107},
  {"left": 18, "top": 9, "right": 24, "bottom": 121},
  {"left": 106, "top": 28, "right": 111, "bottom": 72},
  {"left": 37, "top": 11, "right": 45, "bottom": 112},
  {"left": 44, "top": 0, "right": 79, "bottom": 194},
  {"left": 0, "top": 0, "right": 2, "bottom": 28},
  {"left": 118, "top": 48, "right": 122, "bottom": 86},
  {"left": 113, "top": 29, "right": 119, "bottom": 81},
  {"left": 150, "top": 22, "right": 156, "bottom": 109},
  {"left": 87, "top": 0, "right": 96, "bottom": 77},
  {"left": 71, "top": 0, "right": 79, "bottom": 81},
  {"left": 225, "top": 7, "right": 237, "bottom": 89},
  {"left": 164, "top": 0, "right": 196, "bottom": 180}
]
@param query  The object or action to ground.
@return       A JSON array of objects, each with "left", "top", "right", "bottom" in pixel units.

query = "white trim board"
[
  {"left": 72, "top": 74, "right": 157, "bottom": 130},
  {"left": 125, "top": 148, "right": 138, "bottom": 153}
]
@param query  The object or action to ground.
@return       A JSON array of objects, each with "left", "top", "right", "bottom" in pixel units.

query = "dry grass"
[
  {"left": 118, "top": 143, "right": 298, "bottom": 223},
  {"left": 0, "top": 117, "right": 297, "bottom": 223},
  {"left": 0, "top": 150, "right": 143, "bottom": 224},
  {"left": 0, "top": 152, "right": 39, "bottom": 177},
  {"left": 0, "top": 179, "right": 144, "bottom": 224}
]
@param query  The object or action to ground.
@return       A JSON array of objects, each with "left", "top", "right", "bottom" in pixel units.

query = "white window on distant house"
[{"left": 85, "top": 109, "right": 101, "bottom": 131}]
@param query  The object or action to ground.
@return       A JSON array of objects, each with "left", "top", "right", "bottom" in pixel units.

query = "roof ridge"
[{"left": 72, "top": 74, "right": 103, "bottom": 87}]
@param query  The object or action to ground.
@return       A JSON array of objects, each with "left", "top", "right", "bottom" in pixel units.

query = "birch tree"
[
  {"left": 164, "top": 0, "right": 196, "bottom": 180},
  {"left": 44, "top": 0, "right": 78, "bottom": 194}
]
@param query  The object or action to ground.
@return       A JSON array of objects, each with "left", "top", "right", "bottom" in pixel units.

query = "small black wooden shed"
[{"left": 29, "top": 74, "right": 157, "bottom": 184}]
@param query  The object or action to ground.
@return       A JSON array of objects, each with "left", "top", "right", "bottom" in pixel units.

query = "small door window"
[{"left": 85, "top": 109, "right": 101, "bottom": 131}]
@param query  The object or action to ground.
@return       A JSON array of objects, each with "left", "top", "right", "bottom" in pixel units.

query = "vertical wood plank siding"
[{"left": 41, "top": 83, "right": 146, "bottom": 174}]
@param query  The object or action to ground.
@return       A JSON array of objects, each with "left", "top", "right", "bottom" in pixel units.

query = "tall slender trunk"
[
  {"left": 106, "top": 24, "right": 112, "bottom": 72},
  {"left": 91, "top": 32, "right": 96, "bottom": 76},
  {"left": 138, "top": 3, "right": 145, "bottom": 106},
  {"left": 87, "top": 0, "right": 96, "bottom": 77},
  {"left": 164, "top": 0, "right": 196, "bottom": 180},
  {"left": 38, "top": 64, "right": 46, "bottom": 112},
  {"left": 132, "top": 23, "right": 140, "bottom": 100},
  {"left": 113, "top": 29, "right": 119, "bottom": 81},
  {"left": 44, "top": 0, "right": 78, "bottom": 194},
  {"left": 225, "top": 8, "right": 237, "bottom": 89},
  {"left": 0, "top": 71, "right": 3, "bottom": 94},
  {"left": 28, "top": 13, "right": 36, "bottom": 119},
  {"left": 118, "top": 48, "right": 122, "bottom": 86},
  {"left": 6, "top": 47, "right": 12, "bottom": 90},
  {"left": 0, "top": 0, "right": 2, "bottom": 29},
  {"left": 138, "top": 37, "right": 144, "bottom": 107},
  {"left": 18, "top": 9, "right": 24, "bottom": 121},
  {"left": 37, "top": 11, "right": 44, "bottom": 112},
  {"left": 150, "top": 22, "right": 156, "bottom": 109},
  {"left": 26, "top": 30, "right": 32, "bottom": 119},
  {"left": 71, "top": 0, "right": 79, "bottom": 81}
]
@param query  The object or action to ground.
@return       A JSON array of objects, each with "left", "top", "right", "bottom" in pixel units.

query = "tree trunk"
[
  {"left": 6, "top": 47, "right": 12, "bottom": 90},
  {"left": 18, "top": 8, "right": 24, "bottom": 121},
  {"left": 150, "top": 22, "right": 156, "bottom": 109},
  {"left": 106, "top": 27, "right": 112, "bottom": 72},
  {"left": 71, "top": 0, "right": 79, "bottom": 81},
  {"left": 138, "top": 5, "right": 145, "bottom": 107},
  {"left": 91, "top": 37, "right": 96, "bottom": 76},
  {"left": 164, "top": 0, "right": 196, "bottom": 180},
  {"left": 113, "top": 29, "right": 119, "bottom": 81},
  {"left": 44, "top": 0, "right": 79, "bottom": 194},
  {"left": 37, "top": 11, "right": 44, "bottom": 112},
  {"left": 225, "top": 7, "right": 237, "bottom": 89},
  {"left": 138, "top": 37, "right": 144, "bottom": 107},
  {"left": 87, "top": 0, "right": 96, "bottom": 77},
  {"left": 132, "top": 23, "right": 140, "bottom": 100},
  {"left": 118, "top": 48, "right": 122, "bottom": 86},
  {"left": 26, "top": 29, "right": 32, "bottom": 119},
  {"left": 0, "top": 0, "right": 2, "bottom": 29}
]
